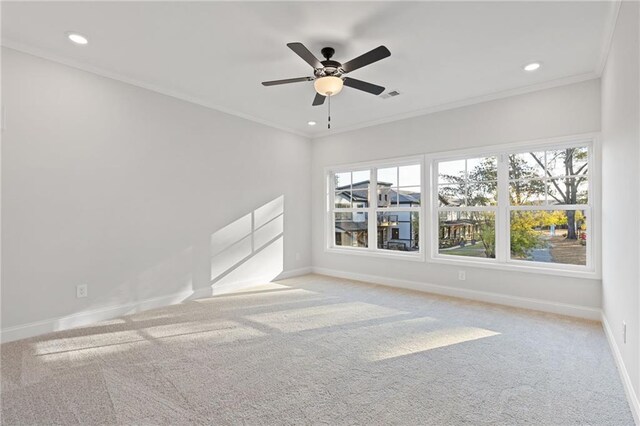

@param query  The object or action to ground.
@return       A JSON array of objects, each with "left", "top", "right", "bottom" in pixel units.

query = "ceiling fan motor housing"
[{"left": 316, "top": 59, "right": 343, "bottom": 77}]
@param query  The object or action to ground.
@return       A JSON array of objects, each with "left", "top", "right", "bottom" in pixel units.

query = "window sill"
[
  {"left": 428, "top": 255, "right": 600, "bottom": 280},
  {"left": 325, "top": 246, "right": 425, "bottom": 262}
]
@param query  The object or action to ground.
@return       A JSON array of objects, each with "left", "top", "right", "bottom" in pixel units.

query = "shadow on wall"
[{"left": 34, "top": 196, "right": 286, "bottom": 338}]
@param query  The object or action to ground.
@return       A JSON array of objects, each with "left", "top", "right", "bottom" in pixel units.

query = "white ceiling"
[{"left": 2, "top": 1, "right": 618, "bottom": 138}]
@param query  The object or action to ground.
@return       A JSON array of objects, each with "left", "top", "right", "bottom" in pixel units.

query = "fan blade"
[
  {"left": 343, "top": 77, "right": 385, "bottom": 95},
  {"left": 262, "top": 77, "right": 313, "bottom": 86},
  {"left": 287, "top": 42, "right": 323, "bottom": 69},
  {"left": 312, "top": 93, "right": 326, "bottom": 106},
  {"left": 342, "top": 46, "right": 391, "bottom": 73}
]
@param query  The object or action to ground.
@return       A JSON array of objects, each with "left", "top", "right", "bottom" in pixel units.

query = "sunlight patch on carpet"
[{"left": 370, "top": 326, "right": 500, "bottom": 361}]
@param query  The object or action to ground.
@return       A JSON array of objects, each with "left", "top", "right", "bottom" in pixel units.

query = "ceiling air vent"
[{"left": 380, "top": 90, "right": 400, "bottom": 99}]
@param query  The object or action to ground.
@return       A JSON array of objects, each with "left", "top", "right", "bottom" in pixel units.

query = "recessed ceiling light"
[
  {"left": 66, "top": 32, "right": 88, "bottom": 45},
  {"left": 524, "top": 62, "right": 541, "bottom": 72},
  {"left": 307, "top": 121, "right": 317, "bottom": 126}
]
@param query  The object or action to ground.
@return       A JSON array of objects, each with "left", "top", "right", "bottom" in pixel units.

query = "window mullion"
[
  {"left": 496, "top": 153, "right": 509, "bottom": 262},
  {"left": 328, "top": 173, "right": 335, "bottom": 248},
  {"left": 431, "top": 160, "right": 439, "bottom": 259},
  {"left": 368, "top": 169, "right": 377, "bottom": 250}
]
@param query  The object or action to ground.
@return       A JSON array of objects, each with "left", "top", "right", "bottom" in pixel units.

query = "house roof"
[{"left": 335, "top": 180, "right": 421, "bottom": 205}]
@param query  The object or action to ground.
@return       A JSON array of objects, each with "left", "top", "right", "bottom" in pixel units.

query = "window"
[
  {"left": 328, "top": 158, "right": 422, "bottom": 257},
  {"left": 508, "top": 147, "right": 590, "bottom": 267},
  {"left": 431, "top": 139, "right": 595, "bottom": 274},
  {"left": 333, "top": 170, "right": 370, "bottom": 248},
  {"left": 437, "top": 156, "right": 497, "bottom": 259},
  {"left": 325, "top": 137, "right": 596, "bottom": 276}
]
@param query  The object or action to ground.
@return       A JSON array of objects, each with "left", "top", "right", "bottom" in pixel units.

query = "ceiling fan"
[{"left": 262, "top": 42, "right": 391, "bottom": 107}]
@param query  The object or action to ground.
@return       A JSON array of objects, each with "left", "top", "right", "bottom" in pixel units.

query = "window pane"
[
  {"left": 546, "top": 148, "right": 588, "bottom": 177},
  {"left": 438, "top": 160, "right": 465, "bottom": 184},
  {"left": 438, "top": 184, "right": 465, "bottom": 207},
  {"left": 467, "top": 181, "right": 497, "bottom": 206},
  {"left": 509, "top": 179, "right": 546, "bottom": 205},
  {"left": 335, "top": 172, "right": 351, "bottom": 189},
  {"left": 334, "top": 212, "right": 368, "bottom": 248},
  {"left": 509, "top": 151, "right": 545, "bottom": 180},
  {"left": 377, "top": 211, "right": 419, "bottom": 252},
  {"left": 399, "top": 164, "right": 421, "bottom": 186},
  {"left": 397, "top": 186, "right": 421, "bottom": 206},
  {"left": 547, "top": 178, "right": 588, "bottom": 205},
  {"left": 467, "top": 156, "right": 497, "bottom": 182},
  {"left": 510, "top": 210, "right": 587, "bottom": 266},
  {"left": 569, "top": 147, "right": 588, "bottom": 174},
  {"left": 334, "top": 191, "right": 352, "bottom": 208},
  {"left": 351, "top": 173, "right": 370, "bottom": 206},
  {"left": 438, "top": 211, "right": 495, "bottom": 258},
  {"left": 546, "top": 149, "right": 568, "bottom": 177},
  {"left": 352, "top": 170, "right": 370, "bottom": 185},
  {"left": 377, "top": 167, "right": 398, "bottom": 187}
]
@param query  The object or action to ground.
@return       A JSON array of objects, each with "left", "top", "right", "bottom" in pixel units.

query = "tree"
[
  {"left": 470, "top": 211, "right": 496, "bottom": 258},
  {"left": 510, "top": 211, "right": 545, "bottom": 258},
  {"left": 465, "top": 157, "right": 544, "bottom": 258},
  {"left": 528, "top": 148, "right": 588, "bottom": 239},
  {"left": 506, "top": 155, "right": 546, "bottom": 205}
]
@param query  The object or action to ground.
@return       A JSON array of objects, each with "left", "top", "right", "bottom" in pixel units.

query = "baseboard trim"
[
  {"left": 0, "top": 267, "right": 311, "bottom": 344},
  {"left": 0, "top": 289, "right": 191, "bottom": 343},
  {"left": 275, "top": 267, "right": 313, "bottom": 281},
  {"left": 311, "top": 267, "right": 601, "bottom": 321},
  {"left": 601, "top": 313, "right": 640, "bottom": 425}
]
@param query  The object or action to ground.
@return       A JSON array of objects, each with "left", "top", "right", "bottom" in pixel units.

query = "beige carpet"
[{"left": 0, "top": 274, "right": 634, "bottom": 425}]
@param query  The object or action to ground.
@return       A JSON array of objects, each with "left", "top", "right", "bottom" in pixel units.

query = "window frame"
[
  {"left": 434, "top": 154, "right": 500, "bottom": 265},
  {"left": 427, "top": 134, "right": 600, "bottom": 279},
  {"left": 323, "top": 133, "right": 600, "bottom": 279},
  {"left": 325, "top": 155, "right": 425, "bottom": 261}
]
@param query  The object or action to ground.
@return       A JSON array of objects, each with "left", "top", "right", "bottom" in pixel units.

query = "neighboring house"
[
  {"left": 437, "top": 193, "right": 483, "bottom": 248},
  {"left": 438, "top": 212, "right": 481, "bottom": 248},
  {"left": 334, "top": 180, "right": 420, "bottom": 251}
]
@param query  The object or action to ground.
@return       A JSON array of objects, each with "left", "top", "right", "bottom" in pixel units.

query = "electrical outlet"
[
  {"left": 458, "top": 271, "right": 466, "bottom": 281},
  {"left": 623, "top": 321, "right": 627, "bottom": 344},
  {"left": 295, "top": 252, "right": 301, "bottom": 261},
  {"left": 76, "top": 284, "right": 88, "bottom": 298}
]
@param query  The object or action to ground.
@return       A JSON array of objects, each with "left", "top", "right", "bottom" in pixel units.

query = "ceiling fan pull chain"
[{"left": 328, "top": 95, "right": 331, "bottom": 129}]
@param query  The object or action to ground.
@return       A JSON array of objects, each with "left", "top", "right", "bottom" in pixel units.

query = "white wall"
[
  {"left": 601, "top": 1, "right": 640, "bottom": 419},
  {"left": 312, "top": 79, "right": 602, "bottom": 316},
  {"left": 1, "top": 48, "right": 312, "bottom": 338}
]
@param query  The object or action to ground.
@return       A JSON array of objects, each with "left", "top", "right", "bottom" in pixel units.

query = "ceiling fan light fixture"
[{"left": 314, "top": 76, "right": 344, "bottom": 96}]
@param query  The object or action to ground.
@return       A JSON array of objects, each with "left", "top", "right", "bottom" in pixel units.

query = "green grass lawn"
[{"left": 440, "top": 243, "right": 490, "bottom": 257}]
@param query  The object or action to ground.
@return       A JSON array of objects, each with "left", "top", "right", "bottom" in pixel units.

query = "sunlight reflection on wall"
[
  {"left": 209, "top": 196, "right": 284, "bottom": 295},
  {"left": 33, "top": 197, "right": 287, "bottom": 338}
]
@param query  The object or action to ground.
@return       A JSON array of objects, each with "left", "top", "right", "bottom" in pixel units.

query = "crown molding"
[
  {"left": 310, "top": 72, "right": 599, "bottom": 140},
  {"left": 595, "top": 0, "right": 622, "bottom": 76},
  {"left": 4, "top": 17, "right": 611, "bottom": 143},
  {"left": 1, "top": 41, "right": 311, "bottom": 139}
]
